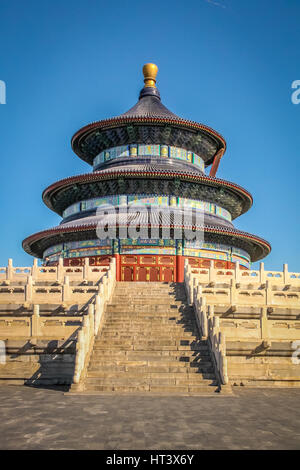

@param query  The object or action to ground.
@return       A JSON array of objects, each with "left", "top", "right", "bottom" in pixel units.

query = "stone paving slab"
[{"left": 0, "top": 385, "right": 299, "bottom": 449}]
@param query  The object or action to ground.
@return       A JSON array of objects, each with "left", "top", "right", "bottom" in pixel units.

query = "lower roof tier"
[
  {"left": 42, "top": 168, "right": 253, "bottom": 220},
  {"left": 22, "top": 218, "right": 271, "bottom": 263},
  {"left": 42, "top": 238, "right": 252, "bottom": 269}
]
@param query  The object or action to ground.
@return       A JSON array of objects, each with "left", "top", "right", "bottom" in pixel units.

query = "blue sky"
[{"left": 0, "top": 0, "right": 299, "bottom": 270}]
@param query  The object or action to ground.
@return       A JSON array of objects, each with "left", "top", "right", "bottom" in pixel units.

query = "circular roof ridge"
[
  {"left": 42, "top": 168, "right": 253, "bottom": 204},
  {"left": 22, "top": 222, "right": 271, "bottom": 261},
  {"left": 71, "top": 115, "right": 226, "bottom": 150}
]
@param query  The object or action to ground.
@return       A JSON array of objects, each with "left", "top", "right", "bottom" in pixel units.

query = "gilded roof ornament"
[{"left": 143, "top": 63, "right": 158, "bottom": 88}]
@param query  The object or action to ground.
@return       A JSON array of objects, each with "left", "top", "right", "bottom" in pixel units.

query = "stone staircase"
[{"left": 81, "top": 282, "right": 223, "bottom": 395}]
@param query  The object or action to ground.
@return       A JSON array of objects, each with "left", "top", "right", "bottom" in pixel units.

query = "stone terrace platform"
[{"left": 0, "top": 385, "right": 299, "bottom": 449}]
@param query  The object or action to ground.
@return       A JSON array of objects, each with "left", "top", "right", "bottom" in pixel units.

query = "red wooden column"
[
  {"left": 114, "top": 254, "right": 121, "bottom": 281},
  {"left": 176, "top": 255, "right": 185, "bottom": 283}
]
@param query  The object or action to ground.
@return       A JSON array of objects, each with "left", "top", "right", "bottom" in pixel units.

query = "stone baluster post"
[
  {"left": 283, "top": 263, "right": 289, "bottom": 285},
  {"left": 200, "top": 296, "right": 208, "bottom": 338},
  {"left": 6, "top": 258, "right": 13, "bottom": 281},
  {"left": 57, "top": 257, "right": 64, "bottom": 283},
  {"left": 62, "top": 276, "right": 70, "bottom": 302},
  {"left": 25, "top": 275, "right": 33, "bottom": 302},
  {"left": 32, "top": 258, "right": 38, "bottom": 280},
  {"left": 234, "top": 261, "right": 240, "bottom": 282},
  {"left": 82, "top": 314, "right": 89, "bottom": 344},
  {"left": 190, "top": 276, "right": 197, "bottom": 306},
  {"left": 83, "top": 257, "right": 89, "bottom": 282},
  {"left": 94, "top": 294, "right": 103, "bottom": 334},
  {"left": 31, "top": 304, "right": 40, "bottom": 338},
  {"left": 260, "top": 306, "right": 269, "bottom": 340},
  {"left": 88, "top": 303, "right": 95, "bottom": 339},
  {"left": 74, "top": 329, "right": 84, "bottom": 384},
  {"left": 196, "top": 284, "right": 202, "bottom": 310},
  {"left": 98, "top": 282, "right": 104, "bottom": 298},
  {"left": 208, "top": 304, "right": 215, "bottom": 320},
  {"left": 103, "top": 275, "right": 108, "bottom": 302},
  {"left": 259, "top": 262, "right": 265, "bottom": 284},
  {"left": 265, "top": 280, "right": 271, "bottom": 306},
  {"left": 209, "top": 260, "right": 216, "bottom": 284},
  {"left": 230, "top": 279, "right": 237, "bottom": 306}
]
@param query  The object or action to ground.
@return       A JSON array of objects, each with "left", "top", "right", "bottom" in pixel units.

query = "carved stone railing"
[
  {"left": 193, "top": 291, "right": 228, "bottom": 385},
  {"left": 184, "top": 259, "right": 300, "bottom": 385},
  {"left": 73, "top": 258, "right": 116, "bottom": 385},
  {"left": 0, "top": 305, "right": 83, "bottom": 340},
  {"left": 0, "top": 273, "right": 109, "bottom": 306},
  {"left": 184, "top": 259, "right": 300, "bottom": 289},
  {"left": 184, "top": 260, "right": 300, "bottom": 309},
  {"left": 0, "top": 258, "right": 108, "bottom": 283}
]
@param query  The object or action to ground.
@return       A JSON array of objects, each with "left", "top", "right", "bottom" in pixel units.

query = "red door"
[
  {"left": 137, "top": 267, "right": 147, "bottom": 281},
  {"left": 123, "top": 266, "right": 133, "bottom": 281},
  {"left": 162, "top": 266, "right": 173, "bottom": 282},
  {"left": 149, "top": 267, "right": 159, "bottom": 282}
]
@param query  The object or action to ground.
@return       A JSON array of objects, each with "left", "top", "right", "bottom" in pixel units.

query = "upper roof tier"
[{"left": 71, "top": 64, "right": 226, "bottom": 167}]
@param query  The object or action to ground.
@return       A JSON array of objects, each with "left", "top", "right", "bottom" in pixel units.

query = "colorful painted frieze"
[
  {"left": 129, "top": 144, "right": 138, "bottom": 156},
  {"left": 193, "top": 154, "right": 205, "bottom": 170},
  {"left": 63, "top": 203, "right": 81, "bottom": 218},
  {"left": 160, "top": 145, "right": 168, "bottom": 157},
  {"left": 170, "top": 146, "right": 187, "bottom": 161},
  {"left": 93, "top": 144, "right": 205, "bottom": 173},
  {"left": 138, "top": 144, "right": 160, "bottom": 156},
  {"left": 120, "top": 246, "right": 176, "bottom": 255},
  {"left": 81, "top": 196, "right": 118, "bottom": 211},
  {"left": 44, "top": 244, "right": 64, "bottom": 257}
]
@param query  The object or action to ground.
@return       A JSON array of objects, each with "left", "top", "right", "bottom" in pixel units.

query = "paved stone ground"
[{"left": 0, "top": 386, "right": 299, "bottom": 449}]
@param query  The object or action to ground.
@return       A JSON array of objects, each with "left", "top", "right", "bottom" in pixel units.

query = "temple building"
[{"left": 22, "top": 64, "right": 271, "bottom": 282}]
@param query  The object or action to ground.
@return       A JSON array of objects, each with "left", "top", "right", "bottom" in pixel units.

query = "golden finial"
[{"left": 143, "top": 63, "right": 158, "bottom": 88}]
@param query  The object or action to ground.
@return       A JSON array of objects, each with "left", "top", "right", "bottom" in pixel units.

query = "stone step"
[
  {"left": 112, "top": 293, "right": 185, "bottom": 299},
  {"left": 103, "top": 321, "right": 196, "bottom": 327},
  {"left": 115, "top": 283, "right": 176, "bottom": 287},
  {"left": 114, "top": 286, "right": 182, "bottom": 291},
  {"left": 83, "top": 384, "right": 218, "bottom": 394},
  {"left": 87, "top": 365, "right": 211, "bottom": 373},
  {"left": 90, "top": 355, "right": 210, "bottom": 363},
  {"left": 102, "top": 328, "right": 198, "bottom": 335},
  {"left": 95, "top": 338, "right": 203, "bottom": 345},
  {"left": 88, "top": 358, "right": 213, "bottom": 367},
  {"left": 92, "top": 350, "right": 209, "bottom": 358},
  {"left": 106, "top": 311, "right": 193, "bottom": 315},
  {"left": 103, "top": 323, "right": 198, "bottom": 329},
  {"left": 105, "top": 315, "right": 195, "bottom": 321},
  {"left": 85, "top": 376, "right": 216, "bottom": 386},
  {"left": 105, "top": 316, "right": 196, "bottom": 322},
  {"left": 108, "top": 304, "right": 191, "bottom": 309},
  {"left": 104, "top": 313, "right": 195, "bottom": 319},
  {"left": 80, "top": 281, "right": 219, "bottom": 394},
  {"left": 106, "top": 307, "right": 190, "bottom": 313},
  {"left": 114, "top": 290, "right": 185, "bottom": 297},
  {"left": 99, "top": 336, "right": 200, "bottom": 342},
  {"left": 87, "top": 369, "right": 214, "bottom": 378},
  {"left": 111, "top": 299, "right": 186, "bottom": 303},
  {"left": 111, "top": 297, "right": 186, "bottom": 303},
  {"left": 93, "top": 345, "right": 200, "bottom": 351},
  {"left": 87, "top": 367, "right": 214, "bottom": 375},
  {"left": 88, "top": 362, "right": 214, "bottom": 373},
  {"left": 110, "top": 297, "right": 185, "bottom": 303},
  {"left": 88, "top": 359, "right": 213, "bottom": 369},
  {"left": 100, "top": 332, "right": 200, "bottom": 339},
  {"left": 93, "top": 342, "right": 209, "bottom": 350}
]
